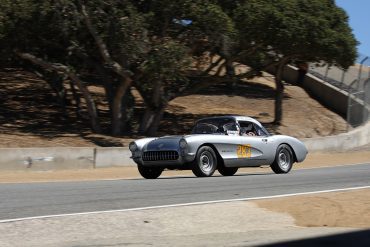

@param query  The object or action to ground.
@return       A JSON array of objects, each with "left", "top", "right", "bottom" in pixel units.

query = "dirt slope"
[{"left": 0, "top": 69, "right": 347, "bottom": 147}]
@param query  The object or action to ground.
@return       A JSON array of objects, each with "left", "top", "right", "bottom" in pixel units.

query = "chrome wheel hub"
[
  {"left": 200, "top": 153, "right": 213, "bottom": 173},
  {"left": 278, "top": 149, "right": 291, "bottom": 171}
]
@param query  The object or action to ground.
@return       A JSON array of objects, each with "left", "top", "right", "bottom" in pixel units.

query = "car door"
[
  {"left": 215, "top": 121, "right": 243, "bottom": 167},
  {"left": 237, "top": 121, "right": 271, "bottom": 167}
]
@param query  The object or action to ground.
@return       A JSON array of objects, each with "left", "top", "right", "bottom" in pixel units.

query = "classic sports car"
[{"left": 129, "top": 116, "right": 308, "bottom": 179}]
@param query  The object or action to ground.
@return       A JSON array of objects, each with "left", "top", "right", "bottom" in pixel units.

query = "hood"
[{"left": 145, "top": 136, "right": 183, "bottom": 151}]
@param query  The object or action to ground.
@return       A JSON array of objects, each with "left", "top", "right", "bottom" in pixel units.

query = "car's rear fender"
[
  {"left": 272, "top": 135, "right": 308, "bottom": 163},
  {"left": 280, "top": 143, "right": 298, "bottom": 163}
]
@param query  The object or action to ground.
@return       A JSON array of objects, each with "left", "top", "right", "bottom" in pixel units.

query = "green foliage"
[
  {"left": 0, "top": 0, "right": 359, "bottom": 133},
  {"left": 234, "top": 0, "right": 358, "bottom": 69},
  {"left": 81, "top": 1, "right": 149, "bottom": 64},
  {"left": 141, "top": 40, "right": 190, "bottom": 81},
  {"left": 189, "top": 2, "right": 235, "bottom": 36},
  {"left": 1, "top": 0, "right": 357, "bottom": 71}
]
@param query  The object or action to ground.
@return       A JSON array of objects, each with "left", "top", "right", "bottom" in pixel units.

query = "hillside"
[{"left": 0, "top": 69, "right": 347, "bottom": 147}]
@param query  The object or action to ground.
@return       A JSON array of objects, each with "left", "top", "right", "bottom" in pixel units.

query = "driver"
[{"left": 242, "top": 123, "right": 257, "bottom": 136}]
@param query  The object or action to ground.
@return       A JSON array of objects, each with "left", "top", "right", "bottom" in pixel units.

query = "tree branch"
[
  {"left": 230, "top": 44, "right": 264, "bottom": 63},
  {"left": 177, "top": 74, "right": 228, "bottom": 96},
  {"left": 16, "top": 51, "right": 101, "bottom": 133},
  {"left": 202, "top": 56, "right": 224, "bottom": 76},
  {"left": 78, "top": 1, "right": 132, "bottom": 80}
]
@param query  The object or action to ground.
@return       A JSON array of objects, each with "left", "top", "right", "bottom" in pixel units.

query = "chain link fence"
[{"left": 308, "top": 53, "right": 370, "bottom": 129}]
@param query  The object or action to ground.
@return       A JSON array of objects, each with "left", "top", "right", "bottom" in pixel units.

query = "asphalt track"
[{"left": 1, "top": 163, "right": 370, "bottom": 221}]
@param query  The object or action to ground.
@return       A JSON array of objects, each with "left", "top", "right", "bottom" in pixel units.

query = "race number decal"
[{"left": 237, "top": 144, "right": 252, "bottom": 158}]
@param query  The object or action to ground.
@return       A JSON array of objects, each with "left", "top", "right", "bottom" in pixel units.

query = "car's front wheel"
[
  {"left": 271, "top": 144, "right": 294, "bottom": 174},
  {"left": 192, "top": 146, "right": 217, "bottom": 177},
  {"left": 137, "top": 164, "right": 163, "bottom": 179}
]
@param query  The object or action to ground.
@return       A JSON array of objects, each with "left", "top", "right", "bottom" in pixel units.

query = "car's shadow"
[{"left": 130, "top": 172, "right": 275, "bottom": 181}]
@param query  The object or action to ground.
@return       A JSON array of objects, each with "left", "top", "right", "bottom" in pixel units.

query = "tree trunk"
[
  {"left": 138, "top": 80, "right": 166, "bottom": 136},
  {"left": 68, "top": 80, "right": 81, "bottom": 118},
  {"left": 47, "top": 72, "right": 67, "bottom": 110},
  {"left": 225, "top": 59, "right": 235, "bottom": 77},
  {"left": 139, "top": 106, "right": 166, "bottom": 136},
  {"left": 274, "top": 76, "right": 284, "bottom": 125},
  {"left": 95, "top": 63, "right": 133, "bottom": 135},
  {"left": 273, "top": 58, "right": 290, "bottom": 125},
  {"left": 225, "top": 58, "right": 237, "bottom": 93},
  {"left": 69, "top": 75, "right": 101, "bottom": 133},
  {"left": 111, "top": 78, "right": 132, "bottom": 136},
  {"left": 94, "top": 63, "right": 114, "bottom": 114}
]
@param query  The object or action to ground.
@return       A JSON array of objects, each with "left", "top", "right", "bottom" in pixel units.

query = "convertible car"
[{"left": 129, "top": 116, "right": 308, "bottom": 179}]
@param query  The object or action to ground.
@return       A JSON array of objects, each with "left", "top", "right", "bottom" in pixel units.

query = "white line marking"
[{"left": 1, "top": 185, "right": 370, "bottom": 224}]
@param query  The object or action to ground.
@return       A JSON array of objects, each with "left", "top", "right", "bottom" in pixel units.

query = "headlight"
[
  {"left": 179, "top": 139, "right": 187, "bottom": 149},
  {"left": 129, "top": 142, "right": 138, "bottom": 152}
]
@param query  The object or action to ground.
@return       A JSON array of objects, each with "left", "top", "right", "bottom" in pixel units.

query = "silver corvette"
[{"left": 129, "top": 116, "right": 308, "bottom": 179}]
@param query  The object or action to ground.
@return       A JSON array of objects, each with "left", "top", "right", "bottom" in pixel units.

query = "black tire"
[
  {"left": 218, "top": 166, "right": 238, "bottom": 176},
  {"left": 270, "top": 144, "right": 294, "bottom": 174},
  {"left": 137, "top": 164, "right": 163, "bottom": 179},
  {"left": 192, "top": 146, "right": 217, "bottom": 177}
]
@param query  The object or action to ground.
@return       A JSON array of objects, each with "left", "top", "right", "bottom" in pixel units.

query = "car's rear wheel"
[
  {"left": 192, "top": 146, "right": 217, "bottom": 177},
  {"left": 218, "top": 166, "right": 238, "bottom": 176},
  {"left": 271, "top": 144, "right": 294, "bottom": 174},
  {"left": 137, "top": 164, "right": 163, "bottom": 179}
]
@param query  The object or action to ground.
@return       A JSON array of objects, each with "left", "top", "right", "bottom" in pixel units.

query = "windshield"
[
  {"left": 258, "top": 125, "right": 270, "bottom": 136},
  {"left": 191, "top": 118, "right": 237, "bottom": 134},
  {"left": 238, "top": 121, "right": 270, "bottom": 136}
]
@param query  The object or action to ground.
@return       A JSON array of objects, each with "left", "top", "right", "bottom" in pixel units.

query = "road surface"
[{"left": 1, "top": 163, "right": 369, "bottom": 221}]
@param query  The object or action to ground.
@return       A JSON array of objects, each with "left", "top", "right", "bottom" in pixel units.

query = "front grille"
[{"left": 142, "top": 151, "right": 179, "bottom": 161}]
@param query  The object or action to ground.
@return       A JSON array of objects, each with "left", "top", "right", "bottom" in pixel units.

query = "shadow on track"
[
  {"left": 261, "top": 229, "right": 370, "bottom": 247},
  {"left": 130, "top": 172, "right": 275, "bottom": 181}
]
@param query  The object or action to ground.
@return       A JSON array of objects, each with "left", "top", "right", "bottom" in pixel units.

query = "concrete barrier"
[
  {"left": 0, "top": 148, "right": 135, "bottom": 171},
  {"left": 0, "top": 147, "right": 95, "bottom": 171},
  {"left": 303, "top": 121, "right": 370, "bottom": 152},
  {"left": 95, "top": 147, "right": 135, "bottom": 168},
  {"left": 0, "top": 147, "right": 136, "bottom": 171}
]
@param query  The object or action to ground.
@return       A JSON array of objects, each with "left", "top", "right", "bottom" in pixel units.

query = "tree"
[
  {"left": 0, "top": 0, "right": 148, "bottom": 135},
  {"left": 0, "top": 0, "right": 102, "bottom": 132},
  {"left": 0, "top": 0, "right": 358, "bottom": 136},
  {"left": 129, "top": 0, "right": 237, "bottom": 135},
  {"left": 234, "top": 0, "right": 357, "bottom": 124}
]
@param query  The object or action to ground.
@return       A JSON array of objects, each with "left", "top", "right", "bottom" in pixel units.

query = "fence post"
[
  {"left": 324, "top": 64, "right": 330, "bottom": 82},
  {"left": 363, "top": 78, "right": 370, "bottom": 123},
  {"left": 347, "top": 79, "right": 358, "bottom": 131},
  {"left": 340, "top": 70, "right": 346, "bottom": 89},
  {"left": 358, "top": 56, "right": 369, "bottom": 89}
]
